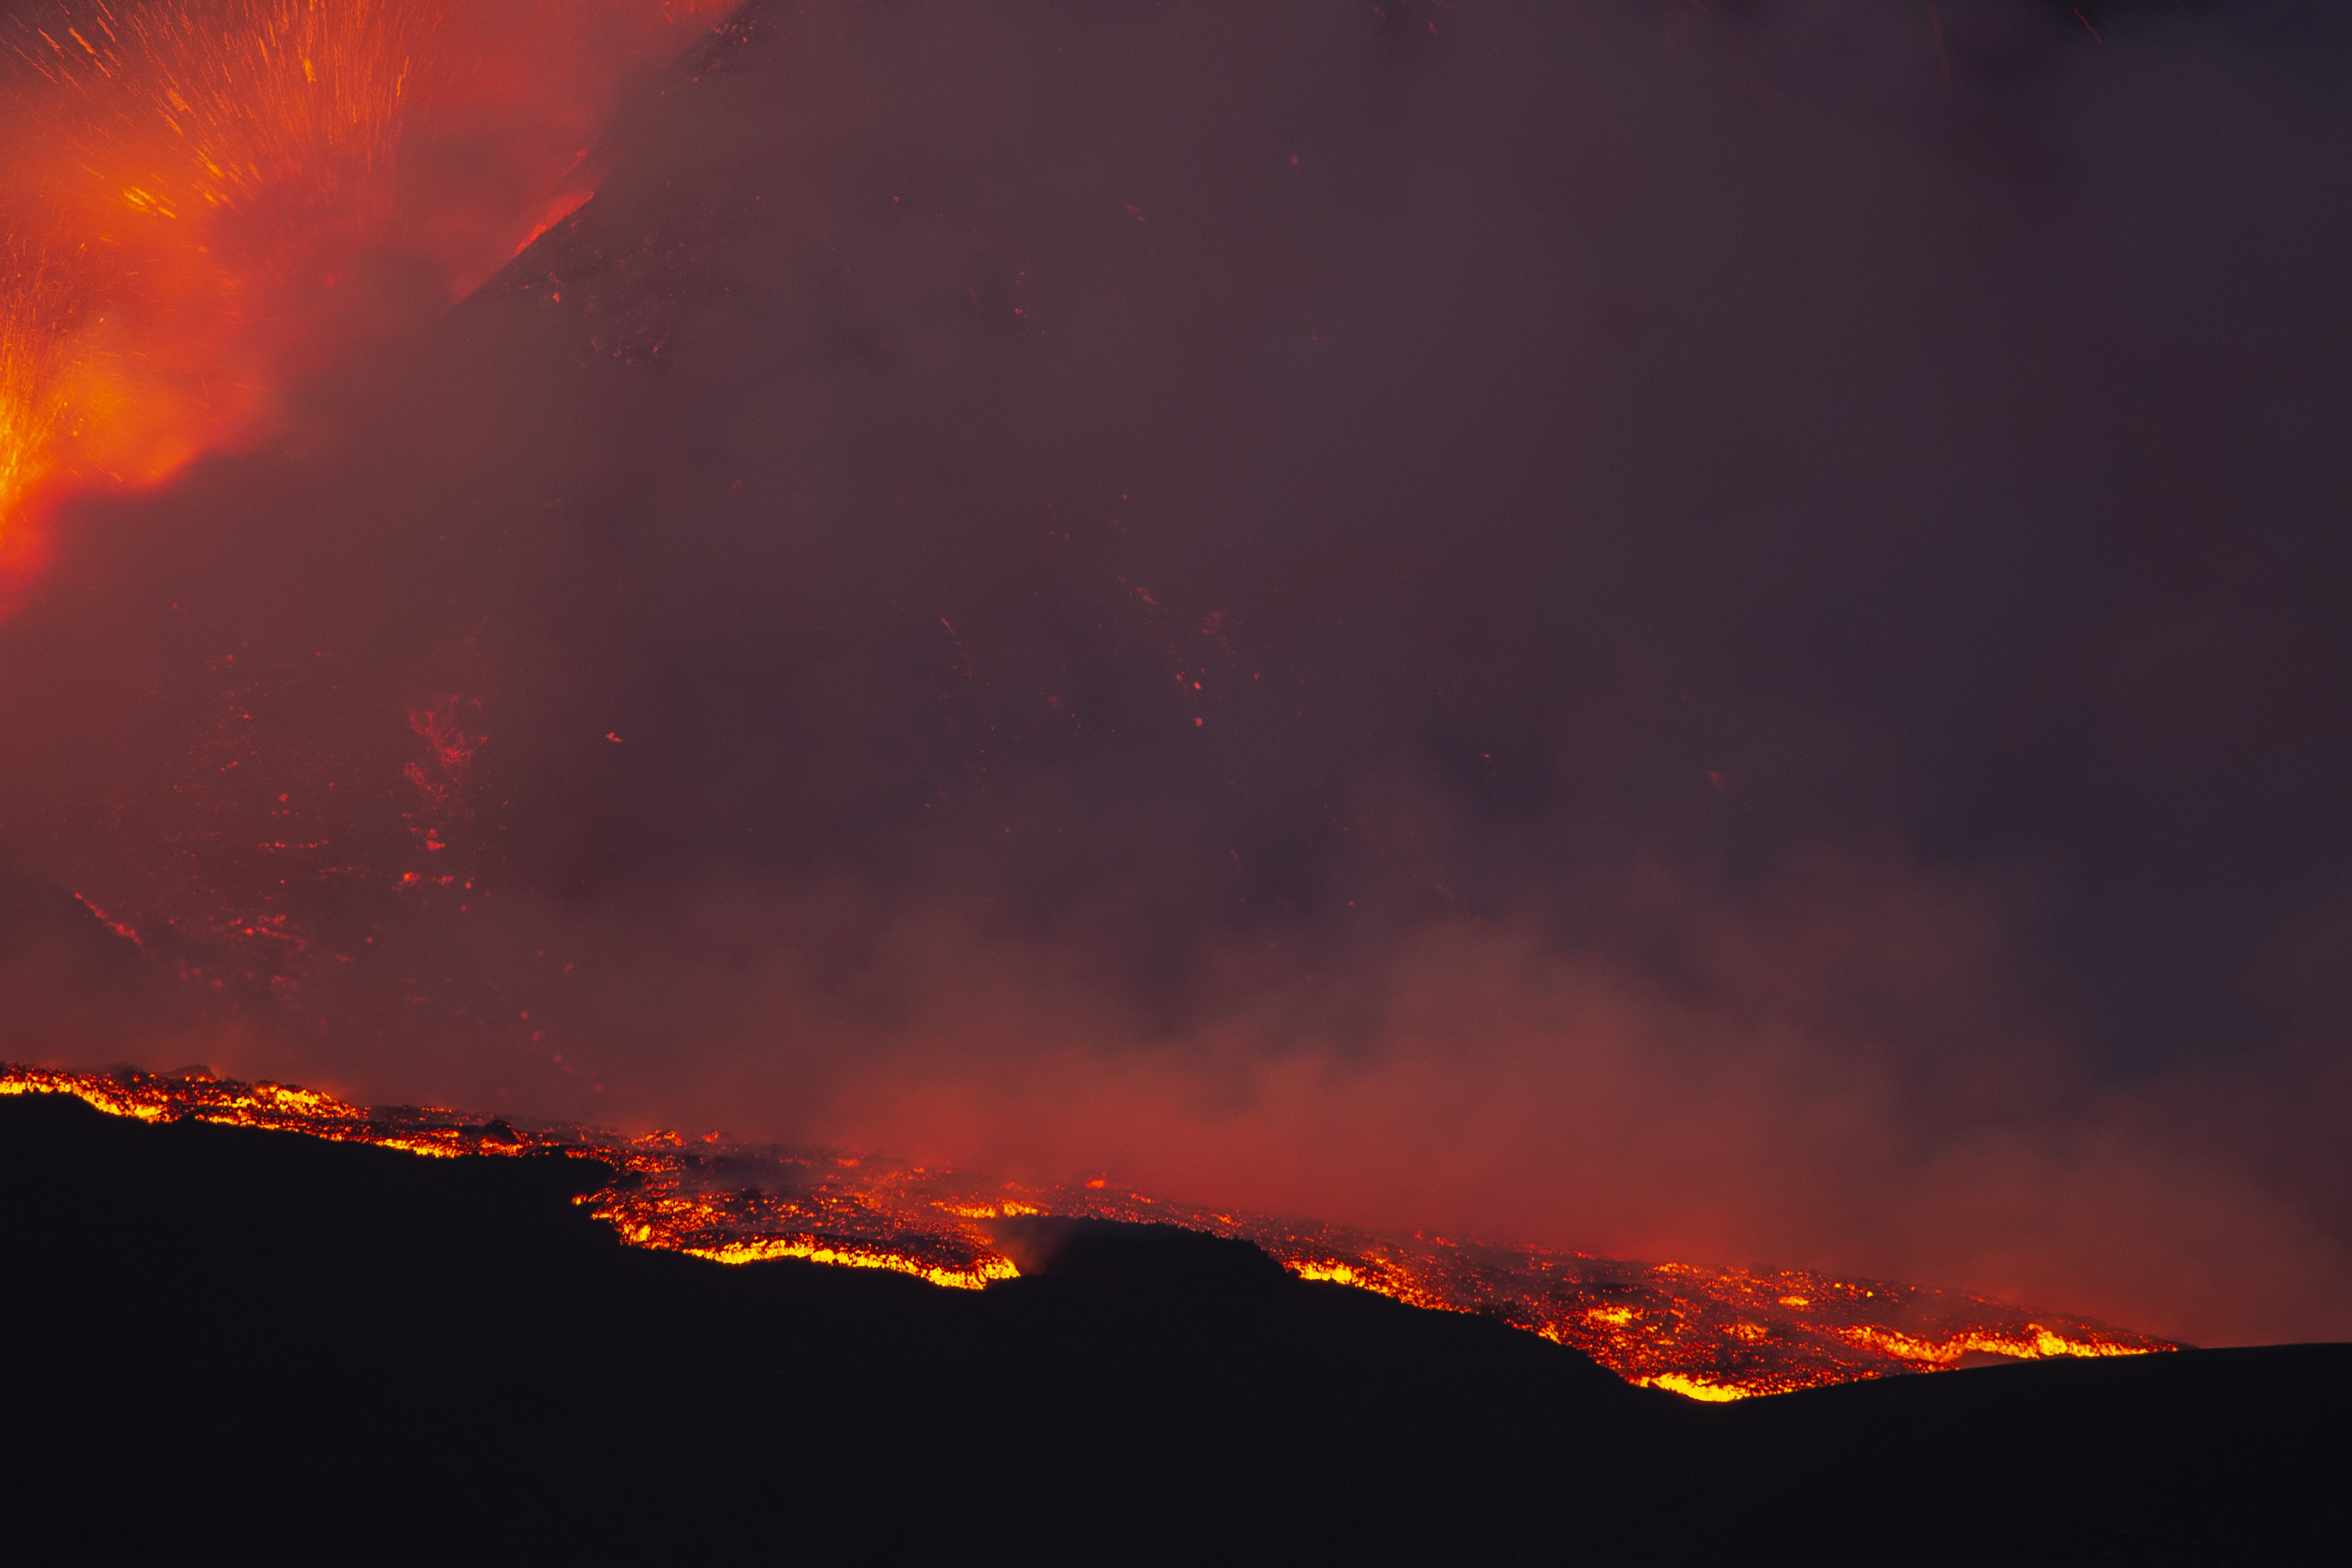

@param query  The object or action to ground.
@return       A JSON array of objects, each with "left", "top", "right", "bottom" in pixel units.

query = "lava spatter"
[{"left": 0, "top": 0, "right": 738, "bottom": 600}]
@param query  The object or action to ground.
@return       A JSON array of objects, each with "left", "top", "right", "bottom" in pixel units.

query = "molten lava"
[
  {"left": 0, "top": 0, "right": 434, "bottom": 535},
  {"left": 2, "top": 1062, "right": 2176, "bottom": 1398},
  {"left": 0, "top": 0, "right": 731, "bottom": 604}
]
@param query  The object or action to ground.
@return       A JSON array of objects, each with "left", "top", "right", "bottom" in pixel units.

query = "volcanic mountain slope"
[
  {"left": 0, "top": 1089, "right": 1672, "bottom": 1563},
  {"left": 1, "top": 1061, "right": 2176, "bottom": 1399},
  {"left": 4, "top": 1092, "right": 2345, "bottom": 1564}
]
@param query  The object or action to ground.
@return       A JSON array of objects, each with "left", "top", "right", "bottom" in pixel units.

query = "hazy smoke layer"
[{"left": 3, "top": 0, "right": 2348, "bottom": 1346}]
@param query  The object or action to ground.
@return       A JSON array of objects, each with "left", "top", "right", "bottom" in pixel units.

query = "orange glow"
[
  {"left": 3, "top": 1062, "right": 2178, "bottom": 1399},
  {"left": 0, "top": 255, "right": 62, "bottom": 510},
  {"left": 507, "top": 185, "right": 593, "bottom": 258},
  {"left": 937, "top": 1200, "right": 1042, "bottom": 1220},
  {"left": 0, "top": 0, "right": 733, "bottom": 604},
  {"left": 0, "top": 1, "right": 439, "bottom": 531}
]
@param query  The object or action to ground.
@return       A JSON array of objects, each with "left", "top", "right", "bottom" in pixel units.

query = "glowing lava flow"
[{"left": 2, "top": 1063, "right": 2176, "bottom": 1396}]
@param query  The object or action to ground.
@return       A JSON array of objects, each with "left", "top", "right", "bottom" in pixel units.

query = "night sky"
[{"left": 2, "top": 0, "right": 2348, "bottom": 1346}]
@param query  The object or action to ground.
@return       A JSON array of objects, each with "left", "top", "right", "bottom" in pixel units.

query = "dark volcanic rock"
[
  {"left": 3, "top": 1093, "right": 2346, "bottom": 1564},
  {"left": 0, "top": 1092, "right": 1665, "bottom": 1562}
]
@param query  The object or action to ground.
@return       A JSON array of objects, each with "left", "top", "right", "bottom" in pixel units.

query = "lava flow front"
[{"left": 2, "top": 1062, "right": 2175, "bottom": 1398}]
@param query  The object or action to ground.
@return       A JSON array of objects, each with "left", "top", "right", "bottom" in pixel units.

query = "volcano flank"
[
  {"left": 4, "top": 1, "right": 2352, "bottom": 1548},
  {"left": 3, "top": 1087, "right": 2345, "bottom": 1564}
]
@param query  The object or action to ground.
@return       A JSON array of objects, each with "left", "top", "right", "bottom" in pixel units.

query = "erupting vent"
[
  {"left": 0, "top": 0, "right": 735, "bottom": 597},
  {"left": 2, "top": 1063, "right": 2175, "bottom": 1396}
]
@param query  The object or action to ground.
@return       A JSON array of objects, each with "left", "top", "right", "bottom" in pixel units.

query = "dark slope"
[
  {"left": 0, "top": 1092, "right": 1674, "bottom": 1563},
  {"left": 6, "top": 1095, "right": 2347, "bottom": 1565},
  {"left": 1650, "top": 1343, "right": 2352, "bottom": 1562}
]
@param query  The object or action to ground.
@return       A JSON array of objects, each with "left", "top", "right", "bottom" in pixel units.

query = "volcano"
[{"left": 5, "top": 1, "right": 2352, "bottom": 1555}]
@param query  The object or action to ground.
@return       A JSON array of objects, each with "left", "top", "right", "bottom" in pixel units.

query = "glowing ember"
[
  {"left": 3, "top": 1062, "right": 2176, "bottom": 1396},
  {"left": 0, "top": 0, "right": 731, "bottom": 598},
  {"left": 0, "top": 232, "right": 82, "bottom": 570},
  {"left": 18, "top": 0, "right": 434, "bottom": 223},
  {"left": 0, "top": 1, "right": 438, "bottom": 530}
]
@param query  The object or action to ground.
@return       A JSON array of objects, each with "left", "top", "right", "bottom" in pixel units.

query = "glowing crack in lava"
[
  {"left": 2, "top": 1064, "right": 2177, "bottom": 1398},
  {"left": 0, "top": 0, "right": 730, "bottom": 603}
]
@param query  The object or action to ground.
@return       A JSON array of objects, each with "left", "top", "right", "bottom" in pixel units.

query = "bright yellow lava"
[
  {"left": 1637, "top": 1374, "right": 1750, "bottom": 1403},
  {"left": 681, "top": 1236, "right": 1018, "bottom": 1291}
]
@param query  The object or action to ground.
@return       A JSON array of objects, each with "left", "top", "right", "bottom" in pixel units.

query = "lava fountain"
[{"left": 0, "top": 0, "right": 728, "bottom": 607}]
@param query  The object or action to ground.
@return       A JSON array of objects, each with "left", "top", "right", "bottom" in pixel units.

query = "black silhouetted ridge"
[
  {"left": 2, "top": 1092, "right": 2346, "bottom": 1566},
  {"left": 987, "top": 1214, "right": 1293, "bottom": 1287}
]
